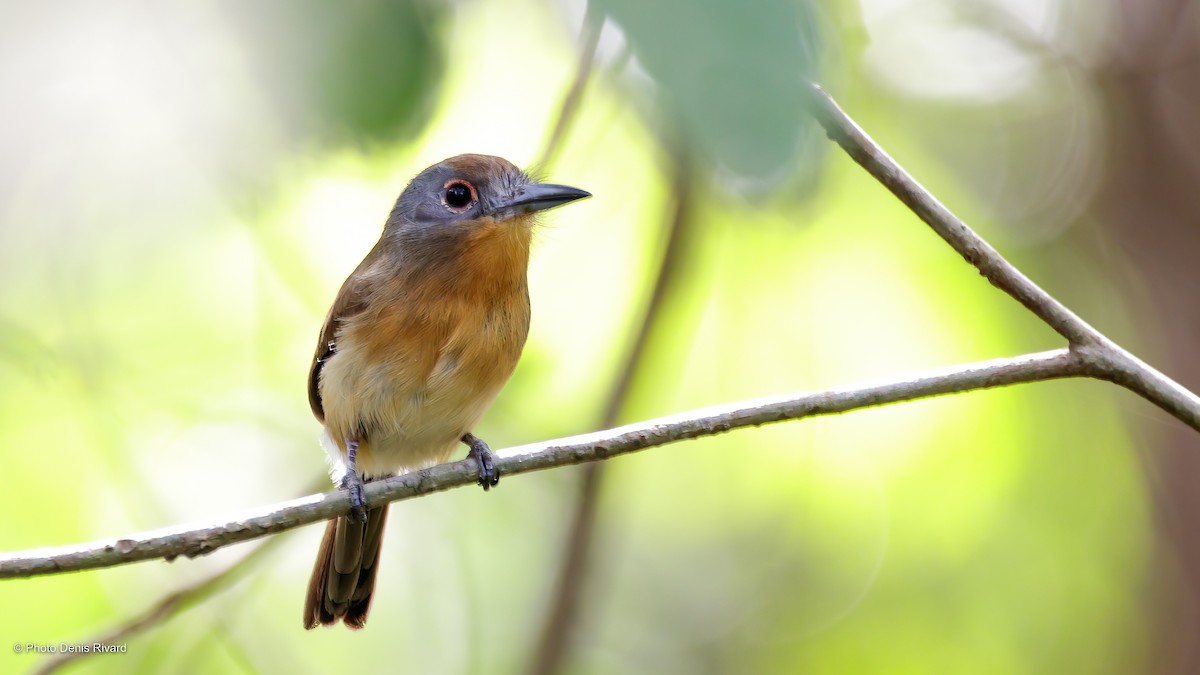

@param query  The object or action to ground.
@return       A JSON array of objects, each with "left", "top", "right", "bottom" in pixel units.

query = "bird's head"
[{"left": 387, "top": 154, "right": 590, "bottom": 246}]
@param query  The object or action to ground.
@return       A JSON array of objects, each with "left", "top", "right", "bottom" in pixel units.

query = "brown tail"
[{"left": 303, "top": 505, "right": 389, "bottom": 629}]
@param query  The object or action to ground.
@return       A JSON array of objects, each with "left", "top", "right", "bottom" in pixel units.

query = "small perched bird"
[{"left": 303, "top": 154, "right": 590, "bottom": 629}]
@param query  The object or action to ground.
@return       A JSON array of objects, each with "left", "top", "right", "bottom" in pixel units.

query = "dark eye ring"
[{"left": 443, "top": 180, "right": 477, "bottom": 212}]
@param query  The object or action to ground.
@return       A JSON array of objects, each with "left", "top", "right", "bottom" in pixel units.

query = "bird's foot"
[
  {"left": 462, "top": 433, "right": 500, "bottom": 491},
  {"left": 342, "top": 436, "right": 367, "bottom": 522},
  {"left": 339, "top": 472, "right": 367, "bottom": 523}
]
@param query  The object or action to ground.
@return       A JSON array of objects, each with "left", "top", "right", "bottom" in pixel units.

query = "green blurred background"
[{"left": 2, "top": 0, "right": 1199, "bottom": 673}]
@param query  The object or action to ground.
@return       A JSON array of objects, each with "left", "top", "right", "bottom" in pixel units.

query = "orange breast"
[{"left": 318, "top": 214, "right": 533, "bottom": 475}]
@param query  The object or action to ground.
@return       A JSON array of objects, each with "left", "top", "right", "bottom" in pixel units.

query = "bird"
[{"left": 302, "top": 154, "right": 590, "bottom": 629}]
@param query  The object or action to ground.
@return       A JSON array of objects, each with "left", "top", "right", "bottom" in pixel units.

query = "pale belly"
[{"left": 317, "top": 303, "right": 526, "bottom": 479}]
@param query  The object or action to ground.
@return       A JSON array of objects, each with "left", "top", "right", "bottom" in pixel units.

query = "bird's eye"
[{"left": 443, "top": 180, "right": 477, "bottom": 212}]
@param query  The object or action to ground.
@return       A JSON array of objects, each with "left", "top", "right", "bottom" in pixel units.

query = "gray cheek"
[
  {"left": 413, "top": 201, "right": 449, "bottom": 223},
  {"left": 412, "top": 199, "right": 483, "bottom": 228}
]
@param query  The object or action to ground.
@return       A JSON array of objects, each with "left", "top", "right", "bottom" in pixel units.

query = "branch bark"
[
  {"left": 802, "top": 82, "right": 1200, "bottom": 430},
  {"left": 0, "top": 348, "right": 1083, "bottom": 579}
]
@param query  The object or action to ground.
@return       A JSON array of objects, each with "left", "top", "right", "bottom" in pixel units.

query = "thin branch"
[
  {"left": 0, "top": 349, "right": 1083, "bottom": 579},
  {"left": 536, "top": 4, "right": 603, "bottom": 170},
  {"left": 802, "top": 82, "right": 1200, "bottom": 430},
  {"left": 530, "top": 149, "right": 697, "bottom": 675},
  {"left": 804, "top": 84, "right": 1093, "bottom": 344}
]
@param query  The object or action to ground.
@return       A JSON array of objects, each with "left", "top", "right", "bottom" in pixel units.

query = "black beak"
[{"left": 496, "top": 182, "right": 591, "bottom": 218}]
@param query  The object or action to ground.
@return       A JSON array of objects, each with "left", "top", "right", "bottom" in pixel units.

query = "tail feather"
[{"left": 303, "top": 505, "right": 389, "bottom": 629}]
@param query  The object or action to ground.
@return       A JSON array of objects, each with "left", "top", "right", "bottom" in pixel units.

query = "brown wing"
[{"left": 307, "top": 242, "right": 386, "bottom": 422}]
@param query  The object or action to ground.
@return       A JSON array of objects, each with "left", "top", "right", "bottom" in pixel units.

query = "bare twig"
[
  {"left": 537, "top": 4, "right": 603, "bottom": 170},
  {"left": 529, "top": 151, "right": 696, "bottom": 675},
  {"left": 802, "top": 82, "right": 1200, "bottom": 429},
  {"left": 0, "top": 348, "right": 1085, "bottom": 579}
]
